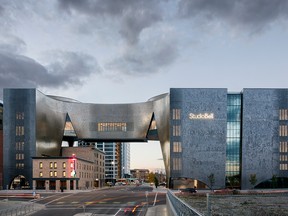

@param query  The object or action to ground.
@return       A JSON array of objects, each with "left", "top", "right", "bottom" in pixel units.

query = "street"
[{"left": 29, "top": 185, "right": 166, "bottom": 216}]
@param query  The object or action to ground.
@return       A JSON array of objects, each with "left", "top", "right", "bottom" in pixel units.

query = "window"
[
  {"left": 50, "top": 162, "right": 53, "bottom": 169},
  {"left": 54, "top": 162, "right": 57, "bottom": 169},
  {"left": 15, "top": 126, "right": 24, "bottom": 136},
  {"left": 63, "top": 162, "right": 66, "bottom": 169},
  {"left": 280, "top": 109, "right": 288, "bottom": 120},
  {"left": 15, "top": 153, "right": 24, "bottom": 160},
  {"left": 280, "top": 164, "right": 288, "bottom": 170},
  {"left": 173, "top": 125, "right": 181, "bottom": 136},
  {"left": 280, "top": 142, "right": 288, "bottom": 152},
  {"left": 39, "top": 162, "right": 43, "bottom": 169},
  {"left": 50, "top": 171, "right": 53, "bottom": 177},
  {"left": 54, "top": 171, "right": 57, "bottom": 177},
  {"left": 173, "top": 142, "right": 182, "bottom": 152},
  {"left": 63, "top": 171, "right": 66, "bottom": 177},
  {"left": 39, "top": 172, "right": 43, "bottom": 177},
  {"left": 98, "top": 122, "right": 127, "bottom": 132},
  {"left": 172, "top": 109, "right": 181, "bottom": 120},
  {"left": 172, "top": 158, "right": 182, "bottom": 171},
  {"left": 16, "top": 112, "right": 24, "bottom": 120},
  {"left": 279, "top": 125, "right": 288, "bottom": 136}
]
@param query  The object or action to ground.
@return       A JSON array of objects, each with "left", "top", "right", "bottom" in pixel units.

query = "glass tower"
[{"left": 226, "top": 94, "right": 242, "bottom": 187}]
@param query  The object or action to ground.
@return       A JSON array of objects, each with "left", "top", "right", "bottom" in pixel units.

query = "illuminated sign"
[{"left": 189, "top": 113, "right": 214, "bottom": 119}]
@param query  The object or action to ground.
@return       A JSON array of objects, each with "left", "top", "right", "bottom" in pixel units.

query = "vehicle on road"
[{"left": 179, "top": 188, "right": 197, "bottom": 193}]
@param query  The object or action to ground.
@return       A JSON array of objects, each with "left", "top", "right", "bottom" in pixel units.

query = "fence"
[
  {"left": 175, "top": 191, "right": 288, "bottom": 216},
  {"left": 0, "top": 201, "right": 43, "bottom": 216},
  {"left": 166, "top": 190, "right": 202, "bottom": 216}
]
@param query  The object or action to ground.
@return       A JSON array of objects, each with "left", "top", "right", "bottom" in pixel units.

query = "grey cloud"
[
  {"left": 57, "top": 0, "right": 162, "bottom": 44},
  {"left": 0, "top": 34, "right": 26, "bottom": 53},
  {"left": 0, "top": 5, "right": 4, "bottom": 16},
  {"left": 45, "top": 51, "right": 101, "bottom": 79},
  {"left": 0, "top": 51, "right": 100, "bottom": 97},
  {"left": 178, "top": 0, "right": 288, "bottom": 33},
  {"left": 106, "top": 34, "right": 178, "bottom": 75}
]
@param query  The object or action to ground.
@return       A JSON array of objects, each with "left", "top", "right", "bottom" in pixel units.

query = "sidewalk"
[
  {"left": 145, "top": 204, "right": 167, "bottom": 216},
  {"left": 145, "top": 186, "right": 168, "bottom": 216}
]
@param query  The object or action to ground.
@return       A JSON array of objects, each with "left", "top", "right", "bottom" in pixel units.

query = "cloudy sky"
[{"left": 1, "top": 0, "right": 288, "bottom": 171}]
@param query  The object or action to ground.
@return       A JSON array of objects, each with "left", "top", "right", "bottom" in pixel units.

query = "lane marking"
[
  {"left": 114, "top": 208, "right": 121, "bottom": 215},
  {"left": 153, "top": 192, "right": 158, "bottom": 206}
]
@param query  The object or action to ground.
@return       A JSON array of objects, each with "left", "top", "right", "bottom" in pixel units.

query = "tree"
[
  {"left": 271, "top": 175, "right": 277, "bottom": 188},
  {"left": 208, "top": 173, "right": 215, "bottom": 191},
  {"left": 228, "top": 176, "right": 239, "bottom": 189},
  {"left": 148, "top": 172, "right": 155, "bottom": 183},
  {"left": 249, "top": 174, "right": 257, "bottom": 189}
]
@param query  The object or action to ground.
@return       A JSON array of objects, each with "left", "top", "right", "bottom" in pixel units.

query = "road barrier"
[
  {"left": 166, "top": 190, "right": 202, "bottom": 216},
  {"left": 0, "top": 202, "right": 42, "bottom": 216}
]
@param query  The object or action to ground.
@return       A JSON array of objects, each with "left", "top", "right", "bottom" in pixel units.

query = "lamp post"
[{"left": 111, "top": 161, "right": 115, "bottom": 184}]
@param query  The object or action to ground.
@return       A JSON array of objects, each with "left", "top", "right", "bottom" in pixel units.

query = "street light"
[{"left": 111, "top": 161, "right": 115, "bottom": 184}]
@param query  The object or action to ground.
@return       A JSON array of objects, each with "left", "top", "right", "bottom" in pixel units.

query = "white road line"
[
  {"left": 45, "top": 193, "right": 75, "bottom": 205},
  {"left": 153, "top": 192, "right": 158, "bottom": 206},
  {"left": 114, "top": 208, "right": 122, "bottom": 215}
]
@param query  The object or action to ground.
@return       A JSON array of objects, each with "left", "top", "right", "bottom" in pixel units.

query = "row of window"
[
  {"left": 16, "top": 153, "right": 24, "bottom": 160},
  {"left": 173, "top": 125, "right": 181, "bottom": 136},
  {"left": 280, "top": 142, "right": 288, "bottom": 153},
  {"left": 16, "top": 142, "right": 25, "bottom": 151},
  {"left": 279, "top": 109, "right": 288, "bottom": 120},
  {"left": 173, "top": 142, "right": 182, "bottom": 152},
  {"left": 172, "top": 158, "right": 182, "bottom": 171},
  {"left": 172, "top": 109, "right": 181, "bottom": 120},
  {"left": 16, "top": 112, "right": 25, "bottom": 120},
  {"left": 16, "top": 163, "right": 24, "bottom": 169},
  {"left": 279, "top": 125, "right": 288, "bottom": 136},
  {"left": 280, "top": 155, "right": 288, "bottom": 161},
  {"left": 97, "top": 122, "right": 127, "bottom": 132},
  {"left": 280, "top": 163, "right": 288, "bottom": 170},
  {"left": 39, "top": 162, "right": 103, "bottom": 171},
  {"left": 16, "top": 126, "right": 24, "bottom": 136}
]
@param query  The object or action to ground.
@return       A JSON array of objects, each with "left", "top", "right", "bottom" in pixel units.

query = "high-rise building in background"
[
  {"left": 77, "top": 141, "right": 130, "bottom": 184},
  {"left": 121, "top": 143, "right": 131, "bottom": 178}
]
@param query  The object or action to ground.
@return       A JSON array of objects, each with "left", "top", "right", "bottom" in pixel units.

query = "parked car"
[{"left": 179, "top": 188, "right": 197, "bottom": 193}]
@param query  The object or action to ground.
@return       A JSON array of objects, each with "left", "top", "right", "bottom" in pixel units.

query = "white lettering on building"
[{"left": 189, "top": 113, "right": 214, "bottom": 119}]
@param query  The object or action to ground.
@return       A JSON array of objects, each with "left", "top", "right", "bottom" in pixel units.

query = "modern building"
[
  {"left": 121, "top": 143, "right": 131, "bottom": 178},
  {"left": 95, "top": 142, "right": 120, "bottom": 184},
  {"left": 2, "top": 88, "right": 288, "bottom": 190},
  {"left": 95, "top": 142, "right": 130, "bottom": 182}
]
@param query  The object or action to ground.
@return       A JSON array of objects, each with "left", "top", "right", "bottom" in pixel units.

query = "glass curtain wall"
[{"left": 226, "top": 94, "right": 242, "bottom": 188}]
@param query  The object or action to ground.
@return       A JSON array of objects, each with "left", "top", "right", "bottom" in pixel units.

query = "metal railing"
[
  {"left": 166, "top": 190, "right": 202, "bottom": 216},
  {"left": 0, "top": 202, "right": 43, "bottom": 216}
]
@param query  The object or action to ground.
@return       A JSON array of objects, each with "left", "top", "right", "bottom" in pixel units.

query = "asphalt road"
[{"left": 29, "top": 185, "right": 166, "bottom": 216}]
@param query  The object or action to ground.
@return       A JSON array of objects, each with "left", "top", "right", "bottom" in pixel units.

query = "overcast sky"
[{"left": 1, "top": 0, "right": 288, "bottom": 171}]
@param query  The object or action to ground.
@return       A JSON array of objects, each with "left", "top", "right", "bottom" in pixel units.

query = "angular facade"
[
  {"left": 3, "top": 89, "right": 170, "bottom": 189},
  {"left": 2, "top": 88, "right": 288, "bottom": 190}
]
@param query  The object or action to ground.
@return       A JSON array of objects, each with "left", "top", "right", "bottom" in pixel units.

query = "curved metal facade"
[{"left": 35, "top": 90, "right": 170, "bottom": 178}]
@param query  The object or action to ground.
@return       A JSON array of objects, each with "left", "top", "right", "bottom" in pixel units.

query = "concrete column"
[
  {"left": 45, "top": 180, "right": 49, "bottom": 191},
  {"left": 66, "top": 180, "right": 70, "bottom": 191},
  {"left": 73, "top": 180, "right": 76, "bottom": 190},
  {"left": 56, "top": 180, "right": 60, "bottom": 192},
  {"left": 32, "top": 180, "right": 36, "bottom": 190}
]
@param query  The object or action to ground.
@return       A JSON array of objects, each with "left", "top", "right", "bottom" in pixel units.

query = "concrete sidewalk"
[
  {"left": 145, "top": 204, "right": 168, "bottom": 216},
  {"left": 145, "top": 186, "right": 168, "bottom": 216}
]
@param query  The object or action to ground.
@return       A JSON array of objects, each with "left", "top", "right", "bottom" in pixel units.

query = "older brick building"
[{"left": 32, "top": 147, "right": 105, "bottom": 191}]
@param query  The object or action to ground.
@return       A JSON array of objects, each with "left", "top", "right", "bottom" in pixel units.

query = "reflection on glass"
[{"left": 226, "top": 94, "right": 241, "bottom": 185}]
